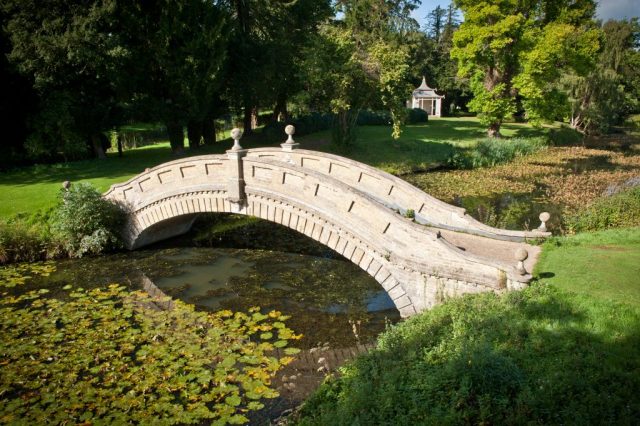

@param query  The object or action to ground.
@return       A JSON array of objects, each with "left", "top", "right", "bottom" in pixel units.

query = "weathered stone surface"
[{"left": 105, "top": 148, "right": 550, "bottom": 317}]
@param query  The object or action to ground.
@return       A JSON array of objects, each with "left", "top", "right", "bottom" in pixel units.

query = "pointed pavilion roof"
[{"left": 413, "top": 77, "right": 444, "bottom": 98}]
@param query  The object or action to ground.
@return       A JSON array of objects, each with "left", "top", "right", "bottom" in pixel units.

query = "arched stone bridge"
[{"left": 105, "top": 128, "right": 550, "bottom": 317}]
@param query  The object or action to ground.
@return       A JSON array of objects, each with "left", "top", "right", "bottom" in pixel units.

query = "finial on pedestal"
[
  {"left": 284, "top": 125, "right": 295, "bottom": 144},
  {"left": 515, "top": 248, "right": 528, "bottom": 275},
  {"left": 230, "top": 128, "right": 243, "bottom": 151},
  {"left": 538, "top": 212, "right": 551, "bottom": 232}
]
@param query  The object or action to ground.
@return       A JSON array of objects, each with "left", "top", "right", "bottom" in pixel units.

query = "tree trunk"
[
  {"left": 487, "top": 122, "right": 502, "bottom": 138},
  {"left": 202, "top": 117, "right": 216, "bottom": 145},
  {"left": 251, "top": 106, "right": 259, "bottom": 129},
  {"left": 272, "top": 94, "right": 289, "bottom": 122},
  {"left": 187, "top": 120, "right": 203, "bottom": 149},
  {"left": 90, "top": 134, "right": 106, "bottom": 159},
  {"left": 166, "top": 121, "right": 185, "bottom": 155},
  {"left": 117, "top": 135, "right": 123, "bottom": 157},
  {"left": 243, "top": 104, "right": 253, "bottom": 136}
]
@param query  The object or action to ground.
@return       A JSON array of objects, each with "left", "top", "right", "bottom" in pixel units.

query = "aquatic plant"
[{"left": 0, "top": 266, "right": 300, "bottom": 424}]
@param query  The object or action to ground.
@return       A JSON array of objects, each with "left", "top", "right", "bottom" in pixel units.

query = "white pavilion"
[{"left": 409, "top": 77, "right": 444, "bottom": 117}]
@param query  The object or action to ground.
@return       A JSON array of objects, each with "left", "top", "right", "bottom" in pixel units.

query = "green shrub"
[
  {"left": 50, "top": 183, "right": 126, "bottom": 257},
  {"left": 297, "top": 284, "right": 640, "bottom": 425},
  {"left": 548, "top": 126, "right": 584, "bottom": 146},
  {"left": 406, "top": 108, "right": 428, "bottom": 124},
  {"left": 446, "top": 136, "right": 548, "bottom": 169},
  {"left": 0, "top": 219, "right": 49, "bottom": 264},
  {"left": 356, "top": 110, "right": 391, "bottom": 125},
  {"left": 566, "top": 186, "right": 640, "bottom": 233}
]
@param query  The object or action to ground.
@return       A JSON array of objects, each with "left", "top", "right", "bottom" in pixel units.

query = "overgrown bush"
[
  {"left": 548, "top": 126, "right": 584, "bottom": 146},
  {"left": 0, "top": 218, "right": 50, "bottom": 264},
  {"left": 50, "top": 183, "right": 126, "bottom": 257},
  {"left": 297, "top": 284, "right": 640, "bottom": 425},
  {"left": 446, "top": 136, "right": 548, "bottom": 169},
  {"left": 566, "top": 186, "right": 640, "bottom": 233},
  {"left": 406, "top": 107, "right": 428, "bottom": 124},
  {"left": 356, "top": 109, "right": 428, "bottom": 126}
]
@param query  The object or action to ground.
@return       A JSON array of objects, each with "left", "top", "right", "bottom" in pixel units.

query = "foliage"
[
  {"left": 355, "top": 108, "right": 427, "bottom": 126},
  {"left": 2, "top": 0, "right": 126, "bottom": 159},
  {"left": 563, "top": 18, "right": 640, "bottom": 134},
  {"left": 50, "top": 183, "right": 126, "bottom": 258},
  {"left": 0, "top": 273, "right": 300, "bottom": 424},
  {"left": 0, "top": 217, "right": 54, "bottom": 265},
  {"left": 452, "top": 0, "right": 601, "bottom": 136},
  {"left": 119, "top": 0, "right": 230, "bottom": 153},
  {"left": 298, "top": 1, "right": 420, "bottom": 145},
  {"left": 445, "top": 136, "right": 548, "bottom": 169},
  {"left": 368, "top": 41, "right": 413, "bottom": 139},
  {"left": 0, "top": 261, "right": 56, "bottom": 287},
  {"left": 296, "top": 280, "right": 640, "bottom": 424},
  {"left": 565, "top": 186, "right": 640, "bottom": 233}
]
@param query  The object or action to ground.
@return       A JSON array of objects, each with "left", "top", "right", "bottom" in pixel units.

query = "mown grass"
[
  {"left": 0, "top": 118, "right": 553, "bottom": 218},
  {"left": 535, "top": 227, "right": 640, "bottom": 306},
  {"left": 300, "top": 117, "right": 555, "bottom": 175},
  {"left": 295, "top": 227, "right": 640, "bottom": 425}
]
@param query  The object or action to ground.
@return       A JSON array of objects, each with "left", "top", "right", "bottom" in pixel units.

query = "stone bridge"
[{"left": 105, "top": 127, "right": 551, "bottom": 317}]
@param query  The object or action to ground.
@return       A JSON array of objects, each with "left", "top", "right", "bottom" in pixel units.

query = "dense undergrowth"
[
  {"left": 566, "top": 186, "right": 640, "bottom": 233},
  {"left": 296, "top": 278, "right": 640, "bottom": 425},
  {"left": 445, "top": 136, "right": 549, "bottom": 169}
]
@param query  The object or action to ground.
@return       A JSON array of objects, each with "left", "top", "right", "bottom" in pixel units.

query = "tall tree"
[
  {"left": 2, "top": 0, "right": 125, "bottom": 159},
  {"left": 564, "top": 18, "right": 640, "bottom": 134},
  {"left": 223, "top": 0, "right": 331, "bottom": 135},
  {"left": 425, "top": 5, "right": 446, "bottom": 41},
  {"left": 120, "top": 0, "right": 229, "bottom": 153},
  {"left": 321, "top": 0, "right": 419, "bottom": 142},
  {"left": 452, "top": 0, "right": 601, "bottom": 137}
]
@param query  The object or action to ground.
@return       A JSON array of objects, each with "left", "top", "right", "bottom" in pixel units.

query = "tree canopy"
[{"left": 452, "top": 0, "right": 602, "bottom": 136}]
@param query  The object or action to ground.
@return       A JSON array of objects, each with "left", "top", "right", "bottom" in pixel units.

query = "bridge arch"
[{"left": 106, "top": 137, "right": 548, "bottom": 317}]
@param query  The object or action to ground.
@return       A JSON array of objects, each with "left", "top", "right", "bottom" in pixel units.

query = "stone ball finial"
[
  {"left": 284, "top": 125, "right": 295, "bottom": 145},
  {"left": 62, "top": 180, "right": 71, "bottom": 190},
  {"left": 538, "top": 211, "right": 551, "bottom": 232},
  {"left": 230, "top": 128, "right": 243, "bottom": 151},
  {"left": 515, "top": 248, "right": 528, "bottom": 275}
]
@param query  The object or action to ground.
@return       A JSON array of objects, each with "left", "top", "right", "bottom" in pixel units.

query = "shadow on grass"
[
  {"left": 298, "top": 285, "right": 640, "bottom": 425},
  {"left": 0, "top": 136, "right": 278, "bottom": 187}
]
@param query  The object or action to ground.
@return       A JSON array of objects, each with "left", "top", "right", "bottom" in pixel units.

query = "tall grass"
[{"left": 446, "top": 136, "right": 549, "bottom": 169}]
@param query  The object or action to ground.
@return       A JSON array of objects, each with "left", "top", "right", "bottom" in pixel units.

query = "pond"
[
  {"left": 452, "top": 190, "right": 564, "bottom": 232},
  {"left": 23, "top": 215, "right": 400, "bottom": 350}
]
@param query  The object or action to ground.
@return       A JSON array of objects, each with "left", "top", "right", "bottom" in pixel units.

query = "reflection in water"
[{"left": 29, "top": 246, "right": 400, "bottom": 349}]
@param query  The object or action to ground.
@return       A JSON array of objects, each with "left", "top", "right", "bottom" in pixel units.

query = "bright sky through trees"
[{"left": 411, "top": 0, "right": 639, "bottom": 25}]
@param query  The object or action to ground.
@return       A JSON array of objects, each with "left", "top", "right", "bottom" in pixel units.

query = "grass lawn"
[
  {"left": 0, "top": 118, "right": 553, "bottom": 218},
  {"left": 535, "top": 227, "right": 640, "bottom": 306},
  {"left": 300, "top": 117, "right": 554, "bottom": 175}
]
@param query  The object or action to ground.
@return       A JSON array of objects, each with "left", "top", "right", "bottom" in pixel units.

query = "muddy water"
[{"left": 28, "top": 245, "right": 399, "bottom": 350}]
